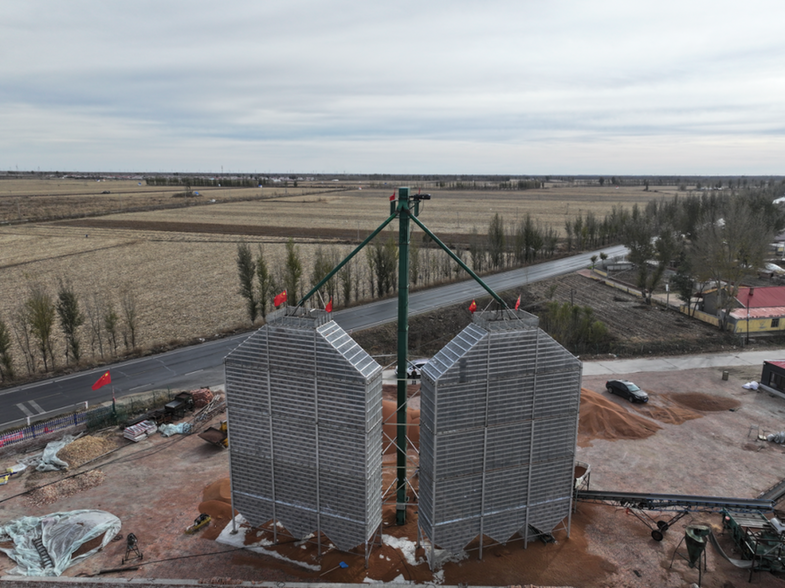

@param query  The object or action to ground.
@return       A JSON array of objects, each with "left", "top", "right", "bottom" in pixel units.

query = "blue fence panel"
[{"left": 0, "top": 410, "right": 88, "bottom": 449}]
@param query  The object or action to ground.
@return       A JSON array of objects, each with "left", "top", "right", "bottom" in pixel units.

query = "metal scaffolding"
[
  {"left": 418, "top": 309, "right": 582, "bottom": 563},
  {"left": 224, "top": 307, "right": 383, "bottom": 555}
]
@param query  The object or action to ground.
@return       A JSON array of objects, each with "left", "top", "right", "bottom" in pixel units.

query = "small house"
[
  {"left": 728, "top": 287, "right": 785, "bottom": 336},
  {"left": 760, "top": 360, "right": 785, "bottom": 396}
]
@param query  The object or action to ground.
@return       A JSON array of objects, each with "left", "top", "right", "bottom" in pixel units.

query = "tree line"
[
  {"left": 615, "top": 182, "right": 785, "bottom": 329},
  {"left": 0, "top": 281, "right": 139, "bottom": 383},
  {"left": 235, "top": 212, "right": 569, "bottom": 324},
  {"left": 145, "top": 176, "right": 285, "bottom": 188}
]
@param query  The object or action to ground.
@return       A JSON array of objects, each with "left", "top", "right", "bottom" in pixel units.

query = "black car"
[{"left": 606, "top": 379, "right": 649, "bottom": 403}]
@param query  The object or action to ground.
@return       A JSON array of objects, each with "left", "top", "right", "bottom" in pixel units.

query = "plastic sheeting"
[
  {"left": 767, "top": 431, "right": 785, "bottom": 444},
  {"left": 158, "top": 422, "right": 192, "bottom": 437},
  {"left": 35, "top": 435, "right": 78, "bottom": 472},
  {"left": 0, "top": 510, "right": 121, "bottom": 576}
]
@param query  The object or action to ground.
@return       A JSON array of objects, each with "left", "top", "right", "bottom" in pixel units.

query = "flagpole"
[{"left": 112, "top": 385, "right": 117, "bottom": 421}]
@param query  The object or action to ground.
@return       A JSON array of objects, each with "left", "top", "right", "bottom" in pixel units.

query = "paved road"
[
  {"left": 582, "top": 348, "right": 785, "bottom": 377},
  {"left": 0, "top": 245, "right": 626, "bottom": 430}
]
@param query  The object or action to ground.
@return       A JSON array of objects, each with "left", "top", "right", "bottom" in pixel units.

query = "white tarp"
[
  {"left": 35, "top": 435, "right": 79, "bottom": 471},
  {"left": 0, "top": 510, "right": 121, "bottom": 576}
]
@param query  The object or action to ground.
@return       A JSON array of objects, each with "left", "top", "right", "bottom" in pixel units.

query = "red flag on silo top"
[
  {"left": 92, "top": 371, "right": 111, "bottom": 390},
  {"left": 325, "top": 298, "right": 333, "bottom": 313},
  {"left": 469, "top": 300, "right": 477, "bottom": 314},
  {"left": 514, "top": 295, "right": 521, "bottom": 310},
  {"left": 389, "top": 192, "right": 395, "bottom": 201},
  {"left": 274, "top": 289, "right": 287, "bottom": 307}
]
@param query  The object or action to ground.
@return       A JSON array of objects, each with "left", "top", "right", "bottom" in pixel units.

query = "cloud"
[{"left": 2, "top": 1, "right": 785, "bottom": 173}]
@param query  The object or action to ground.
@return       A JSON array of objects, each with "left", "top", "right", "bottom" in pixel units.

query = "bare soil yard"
[
  {"left": 354, "top": 270, "right": 757, "bottom": 361},
  {"left": 2, "top": 364, "right": 784, "bottom": 587}
]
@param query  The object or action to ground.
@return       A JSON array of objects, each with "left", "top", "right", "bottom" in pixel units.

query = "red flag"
[
  {"left": 92, "top": 371, "right": 111, "bottom": 391},
  {"left": 389, "top": 192, "right": 395, "bottom": 201},
  {"left": 469, "top": 300, "right": 477, "bottom": 314},
  {"left": 514, "top": 295, "right": 521, "bottom": 310},
  {"left": 273, "top": 289, "right": 287, "bottom": 307},
  {"left": 325, "top": 298, "right": 333, "bottom": 313}
]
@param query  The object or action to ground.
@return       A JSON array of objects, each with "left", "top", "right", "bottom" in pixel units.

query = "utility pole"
[{"left": 396, "top": 187, "right": 411, "bottom": 525}]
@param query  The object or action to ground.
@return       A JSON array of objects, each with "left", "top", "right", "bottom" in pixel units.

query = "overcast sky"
[{"left": 2, "top": 1, "right": 784, "bottom": 175}]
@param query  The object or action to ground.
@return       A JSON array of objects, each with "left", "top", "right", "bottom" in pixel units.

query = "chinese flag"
[
  {"left": 514, "top": 295, "right": 521, "bottom": 310},
  {"left": 91, "top": 371, "right": 111, "bottom": 391},
  {"left": 389, "top": 192, "right": 395, "bottom": 201},
  {"left": 273, "top": 290, "right": 287, "bottom": 307},
  {"left": 325, "top": 298, "right": 333, "bottom": 313},
  {"left": 469, "top": 300, "right": 477, "bottom": 314}
]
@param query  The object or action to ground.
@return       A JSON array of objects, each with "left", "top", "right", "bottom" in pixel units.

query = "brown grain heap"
[
  {"left": 197, "top": 478, "right": 236, "bottom": 540},
  {"left": 579, "top": 388, "right": 661, "bottom": 443},
  {"left": 665, "top": 391, "right": 741, "bottom": 412}
]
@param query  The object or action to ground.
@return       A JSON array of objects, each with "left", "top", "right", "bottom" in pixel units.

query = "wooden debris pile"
[{"left": 26, "top": 470, "right": 106, "bottom": 507}]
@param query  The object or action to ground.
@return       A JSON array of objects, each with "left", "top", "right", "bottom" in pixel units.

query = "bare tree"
[
  {"left": 103, "top": 301, "right": 119, "bottom": 355},
  {"left": 469, "top": 226, "right": 486, "bottom": 273},
  {"left": 338, "top": 250, "right": 354, "bottom": 306},
  {"left": 622, "top": 205, "right": 656, "bottom": 299},
  {"left": 237, "top": 241, "right": 258, "bottom": 323},
  {"left": 120, "top": 286, "right": 139, "bottom": 350},
  {"left": 84, "top": 292, "right": 106, "bottom": 358},
  {"left": 690, "top": 197, "right": 773, "bottom": 329},
  {"left": 310, "top": 246, "right": 335, "bottom": 306},
  {"left": 284, "top": 238, "right": 303, "bottom": 304},
  {"left": 12, "top": 306, "right": 35, "bottom": 374},
  {"left": 0, "top": 314, "right": 14, "bottom": 382},
  {"left": 256, "top": 245, "right": 272, "bottom": 319},
  {"left": 367, "top": 236, "right": 397, "bottom": 297},
  {"left": 409, "top": 234, "right": 421, "bottom": 286},
  {"left": 25, "top": 282, "right": 56, "bottom": 371},
  {"left": 488, "top": 213, "right": 505, "bottom": 269},
  {"left": 56, "top": 278, "right": 85, "bottom": 364}
]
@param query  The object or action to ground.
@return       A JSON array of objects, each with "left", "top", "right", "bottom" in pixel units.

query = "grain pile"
[
  {"left": 26, "top": 470, "right": 106, "bottom": 507},
  {"left": 637, "top": 402, "right": 701, "bottom": 425},
  {"left": 56, "top": 435, "right": 118, "bottom": 468},
  {"left": 198, "top": 478, "right": 236, "bottom": 540},
  {"left": 665, "top": 392, "right": 741, "bottom": 412},
  {"left": 579, "top": 388, "right": 661, "bottom": 444}
]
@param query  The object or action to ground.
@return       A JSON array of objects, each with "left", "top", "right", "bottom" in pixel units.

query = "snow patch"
[
  {"left": 216, "top": 515, "right": 320, "bottom": 571},
  {"left": 382, "top": 534, "right": 423, "bottom": 566}
]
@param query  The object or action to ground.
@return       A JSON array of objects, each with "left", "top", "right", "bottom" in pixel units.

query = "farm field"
[{"left": 0, "top": 176, "right": 673, "bottom": 383}]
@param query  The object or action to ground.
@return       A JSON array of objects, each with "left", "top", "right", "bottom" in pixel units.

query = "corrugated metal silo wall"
[
  {"left": 224, "top": 309, "right": 383, "bottom": 552},
  {"left": 419, "top": 311, "right": 581, "bottom": 553}
]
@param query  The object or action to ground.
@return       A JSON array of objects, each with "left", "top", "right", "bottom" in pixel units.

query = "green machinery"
[{"left": 722, "top": 509, "right": 785, "bottom": 579}]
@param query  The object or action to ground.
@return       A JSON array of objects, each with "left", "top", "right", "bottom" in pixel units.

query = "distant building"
[
  {"left": 701, "top": 286, "right": 785, "bottom": 335},
  {"left": 760, "top": 360, "right": 785, "bottom": 398}
]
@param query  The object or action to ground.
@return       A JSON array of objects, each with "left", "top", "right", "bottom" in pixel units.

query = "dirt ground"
[
  {"left": 354, "top": 270, "right": 758, "bottom": 361},
  {"left": 2, "top": 362, "right": 785, "bottom": 587}
]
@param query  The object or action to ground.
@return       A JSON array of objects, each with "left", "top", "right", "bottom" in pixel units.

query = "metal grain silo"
[
  {"left": 224, "top": 307, "right": 383, "bottom": 555},
  {"left": 418, "top": 309, "right": 581, "bottom": 562}
]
